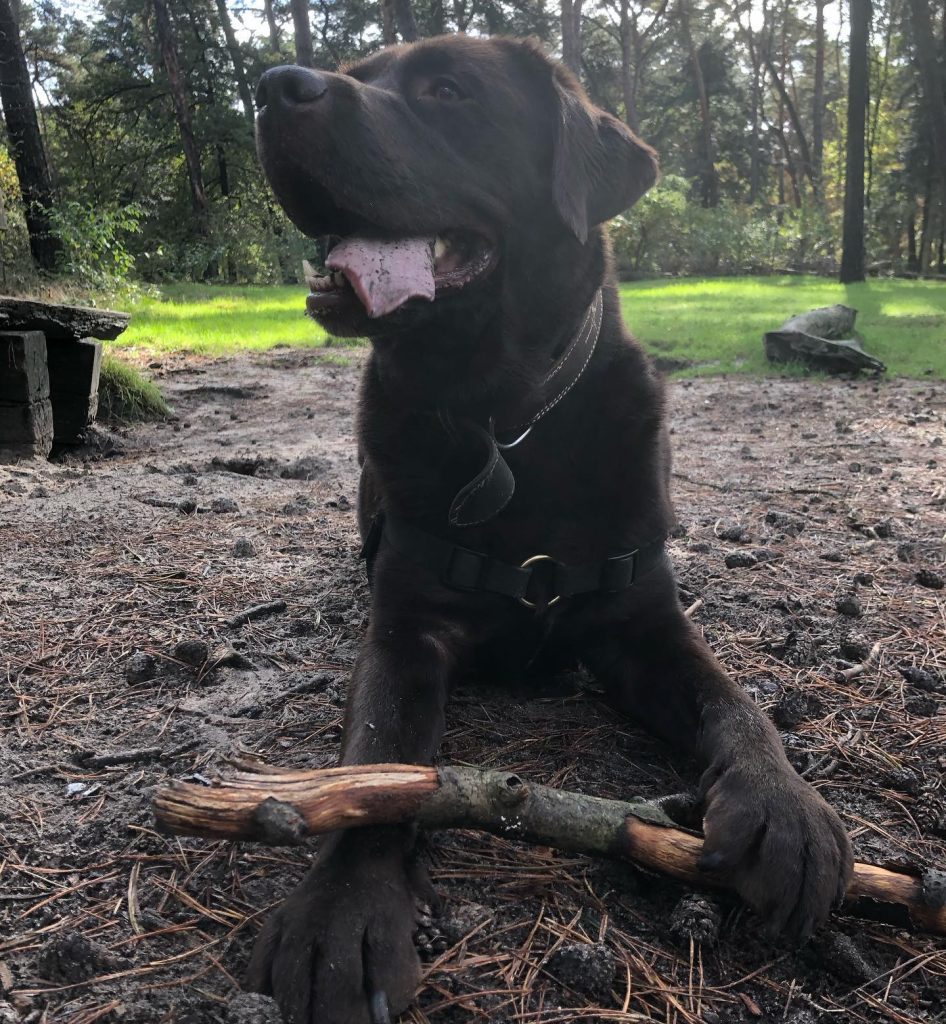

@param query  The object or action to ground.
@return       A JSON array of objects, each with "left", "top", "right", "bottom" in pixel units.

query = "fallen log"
[
  {"left": 153, "top": 759, "right": 946, "bottom": 936},
  {"left": 763, "top": 304, "right": 886, "bottom": 374}
]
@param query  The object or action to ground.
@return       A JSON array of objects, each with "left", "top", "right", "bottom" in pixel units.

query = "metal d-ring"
[{"left": 519, "top": 553, "right": 562, "bottom": 609}]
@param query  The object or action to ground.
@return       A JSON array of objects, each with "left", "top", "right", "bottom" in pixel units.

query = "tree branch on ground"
[{"left": 154, "top": 759, "right": 946, "bottom": 937}]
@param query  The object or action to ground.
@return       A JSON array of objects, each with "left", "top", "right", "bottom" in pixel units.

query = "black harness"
[
  {"left": 382, "top": 516, "right": 667, "bottom": 611},
  {"left": 366, "top": 289, "right": 666, "bottom": 611}
]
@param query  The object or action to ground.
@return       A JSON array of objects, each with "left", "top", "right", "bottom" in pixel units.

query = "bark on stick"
[{"left": 153, "top": 760, "right": 946, "bottom": 936}]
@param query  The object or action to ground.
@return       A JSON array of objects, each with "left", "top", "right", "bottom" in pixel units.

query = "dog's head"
[{"left": 255, "top": 35, "right": 657, "bottom": 337}]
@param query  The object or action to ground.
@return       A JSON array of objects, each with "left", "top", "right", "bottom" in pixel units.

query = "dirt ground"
[{"left": 1, "top": 347, "right": 945, "bottom": 1024}]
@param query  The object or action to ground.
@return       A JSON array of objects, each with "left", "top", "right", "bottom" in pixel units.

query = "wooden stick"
[{"left": 153, "top": 760, "right": 946, "bottom": 936}]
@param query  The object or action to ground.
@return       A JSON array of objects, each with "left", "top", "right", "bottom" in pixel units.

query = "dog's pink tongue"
[{"left": 326, "top": 236, "right": 435, "bottom": 318}]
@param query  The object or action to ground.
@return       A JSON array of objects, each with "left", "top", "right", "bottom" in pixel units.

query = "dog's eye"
[{"left": 428, "top": 77, "right": 463, "bottom": 102}]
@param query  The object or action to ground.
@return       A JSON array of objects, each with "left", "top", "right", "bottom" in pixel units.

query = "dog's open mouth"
[{"left": 304, "top": 230, "right": 496, "bottom": 319}]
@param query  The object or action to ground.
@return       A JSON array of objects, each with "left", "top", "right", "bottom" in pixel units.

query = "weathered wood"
[
  {"left": 776, "top": 305, "right": 858, "bottom": 340},
  {"left": 0, "top": 297, "right": 129, "bottom": 342},
  {"left": 47, "top": 338, "right": 102, "bottom": 443},
  {"left": 47, "top": 338, "right": 103, "bottom": 394},
  {"left": 764, "top": 305, "right": 886, "bottom": 373},
  {"left": 51, "top": 393, "right": 99, "bottom": 444},
  {"left": 0, "top": 396, "right": 53, "bottom": 460},
  {"left": 153, "top": 760, "right": 946, "bottom": 936},
  {"left": 0, "top": 330, "right": 48, "bottom": 403}
]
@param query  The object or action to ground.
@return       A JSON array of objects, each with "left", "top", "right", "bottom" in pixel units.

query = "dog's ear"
[{"left": 552, "top": 70, "right": 659, "bottom": 243}]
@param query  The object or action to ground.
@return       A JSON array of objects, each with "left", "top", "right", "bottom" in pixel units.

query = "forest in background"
[{"left": 1, "top": 0, "right": 946, "bottom": 293}]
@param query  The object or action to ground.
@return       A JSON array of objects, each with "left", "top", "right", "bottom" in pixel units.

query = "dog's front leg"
[
  {"left": 589, "top": 603, "right": 853, "bottom": 941},
  {"left": 247, "top": 625, "right": 456, "bottom": 1024}
]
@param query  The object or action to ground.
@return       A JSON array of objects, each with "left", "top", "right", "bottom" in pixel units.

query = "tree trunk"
[
  {"left": 0, "top": 0, "right": 60, "bottom": 271},
  {"left": 393, "top": 0, "right": 419, "bottom": 41},
  {"left": 840, "top": 0, "right": 871, "bottom": 283},
  {"left": 678, "top": 0, "right": 719, "bottom": 207},
  {"left": 866, "top": 3, "right": 894, "bottom": 213},
  {"left": 561, "top": 0, "right": 585, "bottom": 76},
  {"left": 214, "top": 0, "right": 254, "bottom": 126},
  {"left": 730, "top": 0, "right": 765, "bottom": 202},
  {"left": 380, "top": 0, "right": 397, "bottom": 43},
  {"left": 812, "top": 0, "right": 830, "bottom": 201},
  {"left": 906, "top": 0, "right": 946, "bottom": 214},
  {"left": 907, "top": 208, "right": 919, "bottom": 271},
  {"left": 290, "top": 0, "right": 314, "bottom": 67},
  {"left": 919, "top": 181, "right": 933, "bottom": 274},
  {"left": 770, "top": 124, "right": 802, "bottom": 207},
  {"left": 619, "top": 0, "right": 639, "bottom": 132},
  {"left": 263, "top": 0, "right": 281, "bottom": 53},
  {"left": 749, "top": 38, "right": 763, "bottom": 203},
  {"left": 151, "top": 0, "right": 209, "bottom": 232},
  {"left": 429, "top": 0, "right": 446, "bottom": 35},
  {"left": 216, "top": 144, "right": 230, "bottom": 197},
  {"left": 765, "top": 55, "right": 816, "bottom": 198}
]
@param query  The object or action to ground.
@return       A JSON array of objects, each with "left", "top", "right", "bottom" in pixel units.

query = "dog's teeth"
[{"left": 434, "top": 236, "right": 447, "bottom": 260}]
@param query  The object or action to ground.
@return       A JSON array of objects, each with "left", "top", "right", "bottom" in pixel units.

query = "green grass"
[
  {"left": 620, "top": 276, "right": 946, "bottom": 377},
  {"left": 111, "top": 277, "right": 946, "bottom": 378},
  {"left": 115, "top": 283, "right": 329, "bottom": 353},
  {"left": 99, "top": 354, "right": 172, "bottom": 421}
]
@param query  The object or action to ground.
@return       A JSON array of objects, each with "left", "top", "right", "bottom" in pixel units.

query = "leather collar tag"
[{"left": 448, "top": 420, "right": 517, "bottom": 527}]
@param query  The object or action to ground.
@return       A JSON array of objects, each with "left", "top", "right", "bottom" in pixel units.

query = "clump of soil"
[{"left": 1, "top": 350, "right": 944, "bottom": 1022}]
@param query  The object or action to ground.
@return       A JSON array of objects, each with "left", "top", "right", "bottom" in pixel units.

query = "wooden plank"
[
  {"left": 0, "top": 330, "right": 48, "bottom": 403},
  {"left": 0, "top": 296, "right": 129, "bottom": 342},
  {"left": 0, "top": 397, "right": 53, "bottom": 461},
  {"left": 47, "top": 338, "right": 103, "bottom": 397},
  {"left": 51, "top": 392, "right": 99, "bottom": 444},
  {"left": 45, "top": 338, "right": 103, "bottom": 443}
]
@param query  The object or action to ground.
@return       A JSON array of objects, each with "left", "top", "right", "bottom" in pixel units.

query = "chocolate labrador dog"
[{"left": 252, "top": 35, "right": 852, "bottom": 1024}]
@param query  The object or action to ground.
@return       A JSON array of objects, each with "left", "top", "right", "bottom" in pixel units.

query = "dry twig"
[{"left": 154, "top": 760, "right": 946, "bottom": 936}]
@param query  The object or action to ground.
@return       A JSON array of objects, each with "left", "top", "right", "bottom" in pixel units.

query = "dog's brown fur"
[{"left": 252, "top": 36, "right": 853, "bottom": 1024}]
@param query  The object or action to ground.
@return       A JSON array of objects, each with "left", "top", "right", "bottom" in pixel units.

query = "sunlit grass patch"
[
  {"left": 114, "top": 283, "right": 331, "bottom": 353},
  {"left": 108, "top": 277, "right": 945, "bottom": 378},
  {"left": 620, "top": 276, "right": 946, "bottom": 377}
]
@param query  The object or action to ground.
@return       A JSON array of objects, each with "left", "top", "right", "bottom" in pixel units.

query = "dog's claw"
[{"left": 370, "top": 990, "right": 392, "bottom": 1024}]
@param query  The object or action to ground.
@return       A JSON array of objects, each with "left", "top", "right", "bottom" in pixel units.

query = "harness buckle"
[{"left": 518, "top": 554, "right": 562, "bottom": 609}]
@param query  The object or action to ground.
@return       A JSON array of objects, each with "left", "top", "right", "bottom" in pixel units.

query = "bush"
[
  {"left": 610, "top": 176, "right": 839, "bottom": 278},
  {"left": 131, "top": 181, "right": 312, "bottom": 285},
  {"left": 47, "top": 200, "right": 145, "bottom": 290},
  {"left": 0, "top": 150, "right": 41, "bottom": 291}
]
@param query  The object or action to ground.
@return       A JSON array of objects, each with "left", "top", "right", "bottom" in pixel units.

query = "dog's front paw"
[
  {"left": 698, "top": 760, "right": 853, "bottom": 941},
  {"left": 247, "top": 847, "right": 429, "bottom": 1023}
]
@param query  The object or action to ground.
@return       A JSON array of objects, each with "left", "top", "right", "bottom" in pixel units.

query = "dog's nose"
[{"left": 256, "top": 66, "right": 329, "bottom": 110}]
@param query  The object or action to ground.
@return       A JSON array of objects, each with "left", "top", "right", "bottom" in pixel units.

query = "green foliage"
[
  {"left": 17, "top": 1, "right": 944, "bottom": 288},
  {"left": 98, "top": 353, "right": 172, "bottom": 421},
  {"left": 47, "top": 199, "right": 145, "bottom": 289},
  {"left": 610, "top": 177, "right": 840, "bottom": 277},
  {"left": 0, "top": 150, "right": 39, "bottom": 291}
]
